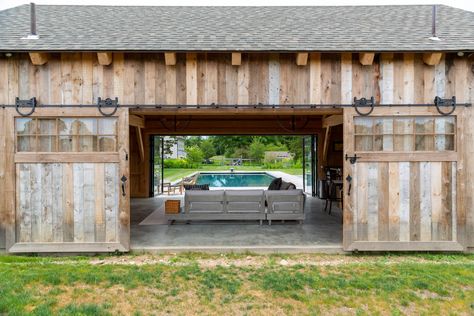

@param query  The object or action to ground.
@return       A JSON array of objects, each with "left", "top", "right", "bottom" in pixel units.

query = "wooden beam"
[
  {"left": 322, "top": 115, "right": 343, "bottom": 128},
  {"left": 423, "top": 52, "right": 443, "bottom": 66},
  {"left": 28, "top": 52, "right": 48, "bottom": 65},
  {"left": 164, "top": 52, "right": 177, "bottom": 66},
  {"left": 129, "top": 114, "right": 145, "bottom": 128},
  {"left": 322, "top": 126, "right": 331, "bottom": 166},
  {"left": 97, "top": 52, "right": 113, "bottom": 66},
  {"left": 136, "top": 126, "right": 145, "bottom": 162},
  {"left": 231, "top": 52, "right": 241, "bottom": 66},
  {"left": 296, "top": 53, "right": 308, "bottom": 66},
  {"left": 359, "top": 53, "right": 375, "bottom": 65}
]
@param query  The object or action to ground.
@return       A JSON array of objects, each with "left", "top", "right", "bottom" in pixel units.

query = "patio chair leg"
[
  {"left": 259, "top": 220, "right": 262, "bottom": 226},
  {"left": 324, "top": 199, "right": 328, "bottom": 212},
  {"left": 328, "top": 200, "right": 332, "bottom": 215},
  {"left": 299, "top": 220, "right": 303, "bottom": 225},
  {"left": 269, "top": 220, "right": 272, "bottom": 226}
]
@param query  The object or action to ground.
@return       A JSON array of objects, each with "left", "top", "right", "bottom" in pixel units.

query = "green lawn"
[
  {"left": 163, "top": 165, "right": 303, "bottom": 183},
  {"left": 0, "top": 253, "right": 473, "bottom": 315}
]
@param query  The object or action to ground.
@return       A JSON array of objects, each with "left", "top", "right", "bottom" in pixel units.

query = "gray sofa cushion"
[
  {"left": 185, "top": 190, "right": 225, "bottom": 213},
  {"left": 266, "top": 189, "right": 305, "bottom": 214},
  {"left": 225, "top": 190, "right": 265, "bottom": 213}
]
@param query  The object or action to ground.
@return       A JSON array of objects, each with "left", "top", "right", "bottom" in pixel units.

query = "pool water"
[{"left": 195, "top": 172, "right": 275, "bottom": 188}]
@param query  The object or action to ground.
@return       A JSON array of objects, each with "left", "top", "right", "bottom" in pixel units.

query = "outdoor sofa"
[{"left": 165, "top": 188, "right": 305, "bottom": 225}]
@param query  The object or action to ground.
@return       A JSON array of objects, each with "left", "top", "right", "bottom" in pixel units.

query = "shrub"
[{"left": 163, "top": 158, "right": 192, "bottom": 169}]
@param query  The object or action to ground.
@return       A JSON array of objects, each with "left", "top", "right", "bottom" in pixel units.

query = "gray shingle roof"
[{"left": 0, "top": 5, "right": 473, "bottom": 52}]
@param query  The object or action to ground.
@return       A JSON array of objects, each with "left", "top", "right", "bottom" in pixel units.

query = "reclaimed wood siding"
[
  {"left": 354, "top": 161, "right": 457, "bottom": 242},
  {"left": 16, "top": 163, "right": 119, "bottom": 243}
]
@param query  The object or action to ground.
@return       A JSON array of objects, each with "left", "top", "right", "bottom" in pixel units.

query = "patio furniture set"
[{"left": 165, "top": 178, "right": 305, "bottom": 225}]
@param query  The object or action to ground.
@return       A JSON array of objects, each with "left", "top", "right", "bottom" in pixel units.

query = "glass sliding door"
[
  {"left": 151, "top": 136, "right": 164, "bottom": 196},
  {"left": 303, "top": 135, "right": 316, "bottom": 196}
]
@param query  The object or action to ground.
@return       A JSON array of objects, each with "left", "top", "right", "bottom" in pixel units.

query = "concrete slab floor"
[{"left": 131, "top": 195, "right": 343, "bottom": 252}]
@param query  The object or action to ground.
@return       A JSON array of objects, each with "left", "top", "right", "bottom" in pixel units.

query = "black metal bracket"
[
  {"left": 434, "top": 96, "right": 456, "bottom": 116},
  {"left": 15, "top": 97, "right": 37, "bottom": 116},
  {"left": 345, "top": 154, "right": 358, "bottom": 164},
  {"left": 97, "top": 97, "right": 119, "bottom": 117},
  {"left": 353, "top": 96, "right": 375, "bottom": 116}
]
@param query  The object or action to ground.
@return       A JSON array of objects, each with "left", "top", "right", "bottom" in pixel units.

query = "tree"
[
  {"left": 248, "top": 137, "right": 266, "bottom": 163},
  {"left": 186, "top": 146, "right": 204, "bottom": 166},
  {"left": 200, "top": 139, "right": 216, "bottom": 159}
]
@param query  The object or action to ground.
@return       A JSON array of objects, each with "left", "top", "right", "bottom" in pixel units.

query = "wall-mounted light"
[
  {"left": 5, "top": 53, "right": 12, "bottom": 57},
  {"left": 457, "top": 52, "right": 464, "bottom": 57}
]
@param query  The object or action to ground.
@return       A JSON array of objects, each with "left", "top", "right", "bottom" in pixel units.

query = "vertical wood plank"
[
  {"left": 82, "top": 53, "right": 94, "bottom": 104},
  {"left": 356, "top": 163, "right": 368, "bottom": 241},
  {"left": 439, "top": 161, "right": 453, "bottom": 241},
  {"left": 419, "top": 161, "right": 432, "bottom": 241},
  {"left": 18, "top": 164, "right": 31, "bottom": 242},
  {"left": 367, "top": 163, "right": 378, "bottom": 241},
  {"left": 341, "top": 53, "right": 352, "bottom": 104},
  {"left": 73, "top": 163, "right": 84, "bottom": 242},
  {"left": 117, "top": 108, "right": 129, "bottom": 249},
  {"left": 52, "top": 163, "right": 63, "bottom": 242},
  {"left": 204, "top": 54, "right": 218, "bottom": 104},
  {"left": 186, "top": 53, "right": 198, "bottom": 105},
  {"left": 83, "top": 163, "right": 95, "bottom": 242},
  {"left": 377, "top": 162, "right": 389, "bottom": 241},
  {"left": 268, "top": 53, "right": 280, "bottom": 105},
  {"left": 62, "top": 162, "right": 74, "bottom": 242},
  {"left": 30, "top": 163, "right": 42, "bottom": 242},
  {"left": 380, "top": 53, "right": 394, "bottom": 104},
  {"left": 113, "top": 53, "right": 125, "bottom": 102},
  {"left": 165, "top": 63, "right": 177, "bottom": 105},
  {"left": 451, "top": 162, "right": 457, "bottom": 242},
  {"left": 237, "top": 54, "right": 249, "bottom": 105},
  {"left": 403, "top": 53, "right": 415, "bottom": 103},
  {"left": 431, "top": 162, "right": 442, "bottom": 241},
  {"left": 388, "top": 162, "right": 400, "bottom": 241},
  {"left": 399, "top": 162, "right": 410, "bottom": 242},
  {"left": 409, "top": 162, "right": 421, "bottom": 241},
  {"left": 95, "top": 164, "right": 105, "bottom": 242},
  {"left": 144, "top": 54, "right": 156, "bottom": 104},
  {"left": 105, "top": 163, "right": 118, "bottom": 242},
  {"left": 309, "top": 53, "right": 321, "bottom": 104},
  {"left": 40, "top": 163, "right": 53, "bottom": 242}
]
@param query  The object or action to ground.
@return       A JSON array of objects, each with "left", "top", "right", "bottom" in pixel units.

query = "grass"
[
  {"left": 163, "top": 165, "right": 303, "bottom": 182},
  {"left": 0, "top": 253, "right": 473, "bottom": 315}
]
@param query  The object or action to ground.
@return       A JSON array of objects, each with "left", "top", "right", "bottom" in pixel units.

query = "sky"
[{"left": 0, "top": 0, "right": 473, "bottom": 12}]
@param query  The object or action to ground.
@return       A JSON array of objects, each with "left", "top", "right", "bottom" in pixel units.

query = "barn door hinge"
[
  {"left": 353, "top": 96, "right": 375, "bottom": 116},
  {"left": 345, "top": 154, "right": 358, "bottom": 164},
  {"left": 15, "top": 97, "right": 37, "bottom": 116},
  {"left": 434, "top": 96, "right": 456, "bottom": 116},
  {"left": 97, "top": 97, "right": 119, "bottom": 116}
]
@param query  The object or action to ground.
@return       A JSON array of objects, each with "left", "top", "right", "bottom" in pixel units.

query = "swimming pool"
[{"left": 195, "top": 172, "right": 275, "bottom": 188}]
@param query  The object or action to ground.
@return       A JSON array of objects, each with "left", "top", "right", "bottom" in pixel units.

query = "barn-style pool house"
[{"left": 0, "top": 4, "right": 473, "bottom": 253}]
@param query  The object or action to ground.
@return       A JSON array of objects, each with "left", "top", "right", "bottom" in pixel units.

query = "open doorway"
[{"left": 131, "top": 126, "right": 342, "bottom": 251}]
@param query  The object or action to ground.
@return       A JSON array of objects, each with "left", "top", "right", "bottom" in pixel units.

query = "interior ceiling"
[{"left": 141, "top": 115, "right": 324, "bottom": 135}]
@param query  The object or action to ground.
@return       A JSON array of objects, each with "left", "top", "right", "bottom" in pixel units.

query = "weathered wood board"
[{"left": 15, "top": 162, "right": 119, "bottom": 244}]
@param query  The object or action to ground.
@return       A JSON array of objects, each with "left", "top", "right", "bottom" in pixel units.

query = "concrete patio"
[{"left": 131, "top": 195, "right": 343, "bottom": 252}]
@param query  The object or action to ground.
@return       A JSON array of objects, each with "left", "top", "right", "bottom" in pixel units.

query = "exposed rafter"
[
  {"left": 164, "top": 52, "right": 177, "bottom": 66},
  {"left": 322, "top": 115, "right": 343, "bottom": 128},
  {"left": 97, "top": 52, "right": 113, "bottom": 65},
  {"left": 231, "top": 52, "right": 241, "bottom": 66},
  {"left": 129, "top": 114, "right": 145, "bottom": 129},
  {"left": 423, "top": 52, "right": 443, "bottom": 66},
  {"left": 359, "top": 52, "right": 375, "bottom": 65},
  {"left": 296, "top": 53, "right": 308, "bottom": 66},
  {"left": 29, "top": 52, "right": 48, "bottom": 65}
]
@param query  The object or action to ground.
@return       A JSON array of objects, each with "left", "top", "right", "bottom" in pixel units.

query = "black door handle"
[
  {"left": 346, "top": 175, "right": 352, "bottom": 196},
  {"left": 121, "top": 175, "right": 128, "bottom": 196}
]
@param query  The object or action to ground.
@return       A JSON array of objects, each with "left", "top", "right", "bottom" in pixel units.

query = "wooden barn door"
[
  {"left": 5, "top": 108, "right": 130, "bottom": 253},
  {"left": 343, "top": 107, "right": 465, "bottom": 251}
]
